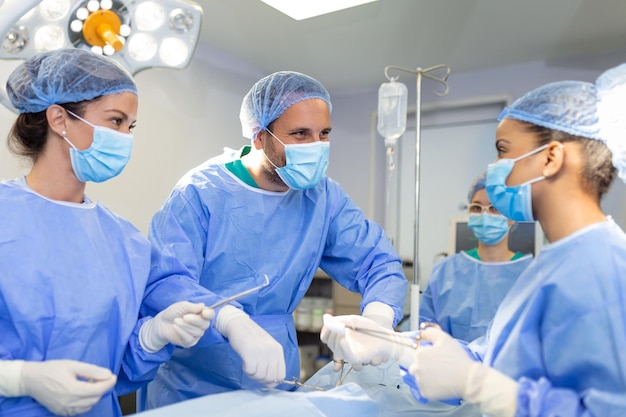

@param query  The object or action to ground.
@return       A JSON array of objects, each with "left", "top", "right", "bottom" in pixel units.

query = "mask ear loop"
[
  {"left": 512, "top": 143, "right": 553, "bottom": 186},
  {"left": 262, "top": 129, "right": 285, "bottom": 169},
  {"left": 61, "top": 130, "right": 78, "bottom": 150},
  {"left": 511, "top": 143, "right": 550, "bottom": 163},
  {"left": 65, "top": 109, "right": 95, "bottom": 128}
]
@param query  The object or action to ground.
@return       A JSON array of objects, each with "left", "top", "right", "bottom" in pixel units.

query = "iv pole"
[{"left": 382, "top": 64, "right": 450, "bottom": 331}]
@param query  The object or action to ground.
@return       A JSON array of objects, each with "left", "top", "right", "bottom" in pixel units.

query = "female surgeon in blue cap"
[
  {"left": 419, "top": 173, "right": 533, "bottom": 343},
  {"left": 0, "top": 48, "right": 214, "bottom": 417},
  {"left": 408, "top": 63, "right": 626, "bottom": 416}
]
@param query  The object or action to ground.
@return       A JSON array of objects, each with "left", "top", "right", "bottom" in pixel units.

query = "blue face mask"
[
  {"left": 63, "top": 110, "right": 133, "bottom": 183},
  {"left": 264, "top": 129, "right": 330, "bottom": 190},
  {"left": 467, "top": 213, "right": 510, "bottom": 245},
  {"left": 485, "top": 144, "right": 548, "bottom": 222}
]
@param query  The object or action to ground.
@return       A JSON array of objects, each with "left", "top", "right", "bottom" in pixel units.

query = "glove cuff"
[
  {"left": 214, "top": 305, "right": 248, "bottom": 337},
  {"left": 465, "top": 362, "right": 518, "bottom": 417},
  {"left": 362, "top": 302, "right": 395, "bottom": 329},
  {"left": 0, "top": 360, "right": 25, "bottom": 397},
  {"left": 139, "top": 317, "right": 165, "bottom": 353}
]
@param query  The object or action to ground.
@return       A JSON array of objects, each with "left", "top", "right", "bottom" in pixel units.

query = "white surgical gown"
[
  {"left": 140, "top": 149, "right": 407, "bottom": 408},
  {"left": 0, "top": 178, "right": 171, "bottom": 417},
  {"left": 420, "top": 251, "right": 532, "bottom": 342},
  {"left": 477, "top": 218, "right": 626, "bottom": 416}
]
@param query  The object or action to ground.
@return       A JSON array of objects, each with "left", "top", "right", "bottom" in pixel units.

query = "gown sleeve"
[
  {"left": 319, "top": 180, "right": 407, "bottom": 326},
  {"left": 141, "top": 186, "right": 229, "bottom": 346}
]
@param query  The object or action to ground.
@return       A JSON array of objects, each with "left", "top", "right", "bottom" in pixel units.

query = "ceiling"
[{"left": 196, "top": 0, "right": 626, "bottom": 93}]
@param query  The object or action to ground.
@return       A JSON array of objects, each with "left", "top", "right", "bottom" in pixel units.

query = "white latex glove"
[
  {"left": 321, "top": 302, "right": 398, "bottom": 372},
  {"left": 0, "top": 359, "right": 116, "bottom": 416},
  {"left": 409, "top": 326, "right": 518, "bottom": 417},
  {"left": 320, "top": 314, "right": 415, "bottom": 371},
  {"left": 409, "top": 326, "right": 474, "bottom": 399},
  {"left": 139, "top": 301, "right": 214, "bottom": 353},
  {"left": 215, "top": 305, "right": 286, "bottom": 385}
]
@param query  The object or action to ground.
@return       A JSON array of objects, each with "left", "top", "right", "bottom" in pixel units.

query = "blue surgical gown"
[
  {"left": 140, "top": 149, "right": 407, "bottom": 408},
  {"left": 420, "top": 251, "right": 532, "bottom": 342},
  {"left": 476, "top": 218, "right": 626, "bottom": 416},
  {"left": 0, "top": 178, "right": 171, "bottom": 417}
]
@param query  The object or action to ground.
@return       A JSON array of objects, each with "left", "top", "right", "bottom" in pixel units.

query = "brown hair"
[{"left": 7, "top": 100, "right": 93, "bottom": 162}]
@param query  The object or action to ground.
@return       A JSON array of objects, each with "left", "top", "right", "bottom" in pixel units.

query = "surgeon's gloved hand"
[
  {"left": 0, "top": 359, "right": 117, "bottom": 416},
  {"left": 321, "top": 314, "right": 414, "bottom": 371},
  {"left": 215, "top": 305, "right": 286, "bottom": 385},
  {"left": 321, "top": 302, "right": 406, "bottom": 371},
  {"left": 409, "top": 326, "right": 519, "bottom": 417},
  {"left": 409, "top": 326, "right": 475, "bottom": 399},
  {"left": 139, "top": 301, "right": 214, "bottom": 353}
]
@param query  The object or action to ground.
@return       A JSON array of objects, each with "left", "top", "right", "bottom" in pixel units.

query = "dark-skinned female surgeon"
[{"left": 410, "top": 62, "right": 626, "bottom": 417}]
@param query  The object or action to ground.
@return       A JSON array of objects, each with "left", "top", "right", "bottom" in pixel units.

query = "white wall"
[
  {"left": 1, "top": 54, "right": 624, "bottom": 242},
  {"left": 0, "top": 45, "right": 263, "bottom": 234}
]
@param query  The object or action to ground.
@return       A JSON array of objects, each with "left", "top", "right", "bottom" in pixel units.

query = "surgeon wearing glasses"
[{"left": 419, "top": 173, "right": 533, "bottom": 342}]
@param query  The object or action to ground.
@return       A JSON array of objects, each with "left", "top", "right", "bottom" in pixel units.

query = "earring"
[
  {"left": 543, "top": 169, "right": 550, "bottom": 177},
  {"left": 62, "top": 130, "right": 66, "bottom": 137}
]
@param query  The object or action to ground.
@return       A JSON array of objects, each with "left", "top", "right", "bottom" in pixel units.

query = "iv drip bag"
[{"left": 377, "top": 80, "right": 408, "bottom": 140}]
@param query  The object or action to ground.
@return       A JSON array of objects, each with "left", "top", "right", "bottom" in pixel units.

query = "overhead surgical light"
[{"left": 0, "top": 0, "right": 203, "bottom": 112}]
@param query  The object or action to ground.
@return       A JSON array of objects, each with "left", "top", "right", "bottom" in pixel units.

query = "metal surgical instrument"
[
  {"left": 277, "top": 377, "right": 326, "bottom": 391},
  {"left": 207, "top": 274, "right": 270, "bottom": 309},
  {"left": 334, "top": 360, "right": 353, "bottom": 387}
]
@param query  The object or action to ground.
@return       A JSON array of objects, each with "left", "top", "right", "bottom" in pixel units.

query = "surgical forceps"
[
  {"left": 333, "top": 320, "right": 442, "bottom": 349},
  {"left": 277, "top": 377, "right": 326, "bottom": 391},
  {"left": 330, "top": 321, "right": 442, "bottom": 387},
  {"left": 207, "top": 274, "right": 270, "bottom": 309}
]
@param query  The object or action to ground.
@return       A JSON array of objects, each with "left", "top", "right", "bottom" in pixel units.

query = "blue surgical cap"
[
  {"left": 7, "top": 48, "right": 137, "bottom": 114},
  {"left": 239, "top": 71, "right": 332, "bottom": 140},
  {"left": 467, "top": 173, "right": 486, "bottom": 203},
  {"left": 497, "top": 81, "right": 602, "bottom": 140},
  {"left": 498, "top": 63, "right": 626, "bottom": 182}
]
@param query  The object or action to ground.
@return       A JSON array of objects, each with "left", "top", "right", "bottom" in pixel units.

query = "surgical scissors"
[{"left": 207, "top": 274, "right": 270, "bottom": 309}]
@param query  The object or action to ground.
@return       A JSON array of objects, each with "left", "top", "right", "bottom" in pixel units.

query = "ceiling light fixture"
[{"left": 259, "top": 0, "right": 377, "bottom": 21}]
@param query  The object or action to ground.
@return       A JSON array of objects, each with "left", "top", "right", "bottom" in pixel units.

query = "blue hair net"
[
  {"left": 597, "top": 63, "right": 626, "bottom": 182},
  {"left": 497, "top": 81, "right": 602, "bottom": 140},
  {"left": 467, "top": 173, "right": 486, "bottom": 203},
  {"left": 239, "top": 71, "right": 332, "bottom": 140},
  {"left": 498, "top": 63, "right": 626, "bottom": 182},
  {"left": 7, "top": 48, "right": 137, "bottom": 114}
]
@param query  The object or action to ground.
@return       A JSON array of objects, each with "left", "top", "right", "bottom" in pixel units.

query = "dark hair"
[
  {"left": 7, "top": 100, "right": 93, "bottom": 162},
  {"left": 522, "top": 122, "right": 616, "bottom": 200}
]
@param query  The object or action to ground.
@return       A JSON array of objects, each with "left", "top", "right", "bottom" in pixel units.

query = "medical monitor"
[{"left": 449, "top": 216, "right": 543, "bottom": 256}]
